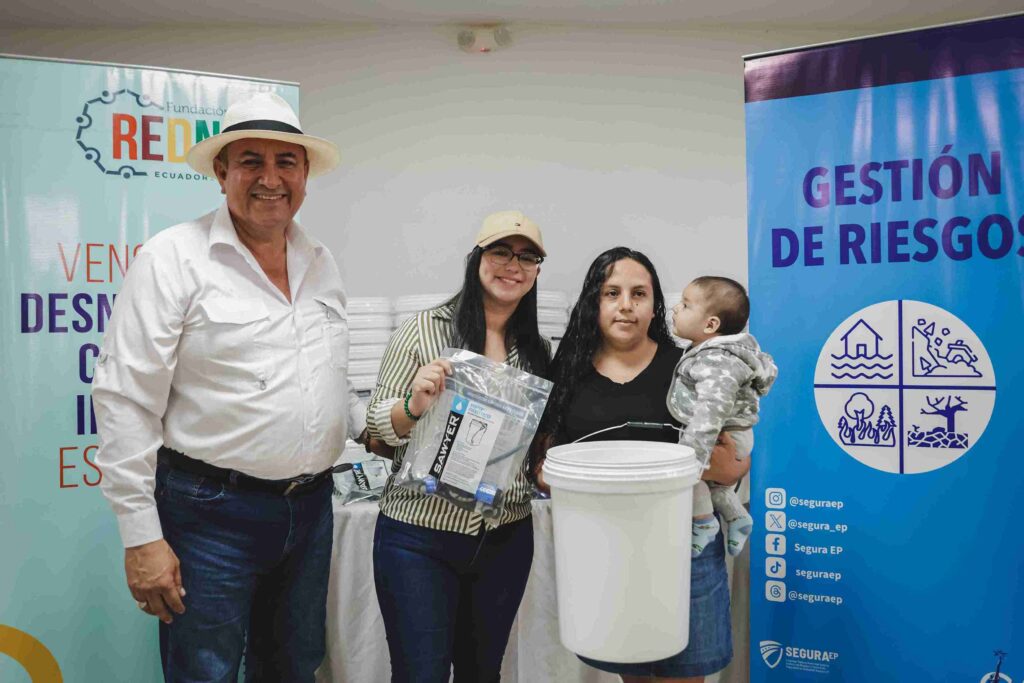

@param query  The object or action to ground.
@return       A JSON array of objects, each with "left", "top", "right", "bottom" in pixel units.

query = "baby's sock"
[
  {"left": 691, "top": 514, "right": 720, "bottom": 557},
  {"left": 711, "top": 488, "right": 753, "bottom": 556},
  {"left": 722, "top": 508, "right": 753, "bottom": 556}
]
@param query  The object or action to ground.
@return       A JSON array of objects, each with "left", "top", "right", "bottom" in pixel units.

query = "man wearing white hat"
[{"left": 93, "top": 92, "right": 366, "bottom": 681}]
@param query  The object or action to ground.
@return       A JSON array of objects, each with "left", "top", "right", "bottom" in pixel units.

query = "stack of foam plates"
[
  {"left": 393, "top": 293, "right": 452, "bottom": 326},
  {"left": 347, "top": 296, "right": 392, "bottom": 318},
  {"left": 537, "top": 290, "right": 570, "bottom": 354},
  {"left": 537, "top": 291, "right": 570, "bottom": 312},
  {"left": 347, "top": 297, "right": 394, "bottom": 396}
]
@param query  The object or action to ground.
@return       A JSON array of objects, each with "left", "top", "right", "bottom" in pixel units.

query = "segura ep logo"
[
  {"left": 760, "top": 639, "right": 839, "bottom": 674},
  {"left": 760, "top": 641, "right": 784, "bottom": 669}
]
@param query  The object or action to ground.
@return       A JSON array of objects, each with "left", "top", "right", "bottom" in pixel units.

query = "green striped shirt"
[{"left": 366, "top": 302, "right": 542, "bottom": 534}]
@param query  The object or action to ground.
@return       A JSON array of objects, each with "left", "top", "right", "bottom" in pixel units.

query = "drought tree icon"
[
  {"left": 923, "top": 395, "right": 967, "bottom": 433},
  {"left": 837, "top": 392, "right": 896, "bottom": 447},
  {"left": 908, "top": 395, "right": 969, "bottom": 449},
  {"left": 982, "top": 649, "right": 1008, "bottom": 683}
]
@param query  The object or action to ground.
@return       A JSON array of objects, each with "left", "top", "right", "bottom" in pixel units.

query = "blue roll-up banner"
[
  {"left": 0, "top": 55, "right": 298, "bottom": 682},
  {"left": 746, "top": 14, "right": 1022, "bottom": 681}
]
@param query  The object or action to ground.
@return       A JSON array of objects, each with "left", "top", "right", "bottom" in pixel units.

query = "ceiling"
[{"left": 2, "top": 0, "right": 1021, "bottom": 30}]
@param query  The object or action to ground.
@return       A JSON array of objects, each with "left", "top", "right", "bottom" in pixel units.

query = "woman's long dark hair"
[
  {"left": 446, "top": 246, "right": 551, "bottom": 379},
  {"left": 530, "top": 247, "right": 672, "bottom": 476}
]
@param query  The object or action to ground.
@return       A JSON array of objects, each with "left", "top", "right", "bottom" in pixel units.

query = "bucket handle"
[
  {"left": 569, "top": 422, "right": 724, "bottom": 477},
  {"left": 570, "top": 421, "right": 681, "bottom": 444}
]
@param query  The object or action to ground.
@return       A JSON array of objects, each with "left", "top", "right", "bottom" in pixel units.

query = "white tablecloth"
[{"left": 318, "top": 498, "right": 749, "bottom": 682}]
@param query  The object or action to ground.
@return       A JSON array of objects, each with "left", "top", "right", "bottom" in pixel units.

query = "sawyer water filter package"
[
  {"left": 397, "top": 348, "right": 553, "bottom": 521},
  {"left": 333, "top": 458, "right": 391, "bottom": 505}
]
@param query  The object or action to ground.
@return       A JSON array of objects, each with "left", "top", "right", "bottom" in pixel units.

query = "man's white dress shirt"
[{"left": 93, "top": 204, "right": 365, "bottom": 548}]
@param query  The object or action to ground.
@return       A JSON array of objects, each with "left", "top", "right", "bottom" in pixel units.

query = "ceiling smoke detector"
[{"left": 458, "top": 25, "right": 512, "bottom": 54}]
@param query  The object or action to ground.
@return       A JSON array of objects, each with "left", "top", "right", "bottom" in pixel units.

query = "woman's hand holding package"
[
  {"left": 408, "top": 359, "right": 453, "bottom": 417},
  {"left": 389, "top": 358, "right": 454, "bottom": 439}
]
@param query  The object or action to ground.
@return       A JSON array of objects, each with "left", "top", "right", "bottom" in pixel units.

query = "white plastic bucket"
[{"left": 543, "top": 440, "right": 700, "bottom": 663}]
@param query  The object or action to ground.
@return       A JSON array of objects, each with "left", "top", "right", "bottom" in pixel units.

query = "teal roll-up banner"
[
  {"left": 0, "top": 55, "right": 298, "bottom": 682},
  {"left": 745, "top": 14, "right": 1023, "bottom": 681}
]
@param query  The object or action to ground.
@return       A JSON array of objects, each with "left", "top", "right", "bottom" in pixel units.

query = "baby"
[{"left": 668, "top": 276, "right": 777, "bottom": 556}]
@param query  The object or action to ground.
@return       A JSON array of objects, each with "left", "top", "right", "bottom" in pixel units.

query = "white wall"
[{"left": 0, "top": 23, "right": 855, "bottom": 300}]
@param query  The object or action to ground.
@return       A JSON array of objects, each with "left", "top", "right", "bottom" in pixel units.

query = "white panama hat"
[{"left": 186, "top": 92, "right": 340, "bottom": 178}]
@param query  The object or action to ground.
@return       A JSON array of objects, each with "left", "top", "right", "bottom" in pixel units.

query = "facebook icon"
[{"left": 766, "top": 533, "right": 786, "bottom": 555}]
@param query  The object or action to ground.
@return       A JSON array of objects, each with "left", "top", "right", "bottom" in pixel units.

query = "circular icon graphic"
[
  {"left": 0, "top": 625, "right": 63, "bottom": 682},
  {"left": 814, "top": 300, "right": 996, "bottom": 474}
]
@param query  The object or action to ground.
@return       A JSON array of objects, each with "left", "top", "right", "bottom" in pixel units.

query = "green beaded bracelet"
[{"left": 403, "top": 391, "right": 421, "bottom": 421}]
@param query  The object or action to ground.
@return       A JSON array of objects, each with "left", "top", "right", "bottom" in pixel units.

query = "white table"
[{"left": 318, "top": 498, "right": 749, "bottom": 682}]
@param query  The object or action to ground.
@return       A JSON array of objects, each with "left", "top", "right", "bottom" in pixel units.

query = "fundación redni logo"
[
  {"left": 760, "top": 640, "right": 784, "bottom": 669},
  {"left": 74, "top": 88, "right": 224, "bottom": 180}
]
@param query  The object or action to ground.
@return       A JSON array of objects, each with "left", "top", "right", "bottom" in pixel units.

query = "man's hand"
[
  {"left": 359, "top": 428, "right": 395, "bottom": 458},
  {"left": 703, "top": 431, "right": 749, "bottom": 485},
  {"left": 367, "top": 438, "right": 395, "bottom": 458},
  {"left": 126, "top": 539, "right": 186, "bottom": 624}
]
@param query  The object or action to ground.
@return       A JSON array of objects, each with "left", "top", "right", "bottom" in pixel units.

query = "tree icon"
[
  {"left": 836, "top": 393, "right": 894, "bottom": 447},
  {"left": 844, "top": 392, "right": 874, "bottom": 430},
  {"left": 876, "top": 404, "right": 896, "bottom": 442},
  {"left": 921, "top": 395, "right": 968, "bottom": 433},
  {"left": 908, "top": 395, "right": 970, "bottom": 449}
]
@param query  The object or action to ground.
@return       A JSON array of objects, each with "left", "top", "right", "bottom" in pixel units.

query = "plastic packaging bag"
[
  {"left": 333, "top": 457, "right": 391, "bottom": 505},
  {"left": 396, "top": 348, "right": 553, "bottom": 522}
]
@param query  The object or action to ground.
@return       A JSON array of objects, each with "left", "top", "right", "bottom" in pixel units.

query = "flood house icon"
[{"left": 830, "top": 319, "right": 893, "bottom": 379}]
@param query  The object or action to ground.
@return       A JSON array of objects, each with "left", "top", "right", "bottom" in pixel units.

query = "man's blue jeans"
[
  {"left": 155, "top": 463, "right": 334, "bottom": 683},
  {"left": 372, "top": 513, "right": 534, "bottom": 683}
]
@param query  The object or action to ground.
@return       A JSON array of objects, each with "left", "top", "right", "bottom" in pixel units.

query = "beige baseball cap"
[{"left": 475, "top": 210, "right": 546, "bottom": 257}]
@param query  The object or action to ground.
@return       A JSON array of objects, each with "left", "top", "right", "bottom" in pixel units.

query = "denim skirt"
[{"left": 578, "top": 530, "right": 733, "bottom": 677}]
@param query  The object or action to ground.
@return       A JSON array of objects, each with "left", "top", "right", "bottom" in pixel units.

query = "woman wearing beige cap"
[{"left": 366, "top": 210, "right": 551, "bottom": 682}]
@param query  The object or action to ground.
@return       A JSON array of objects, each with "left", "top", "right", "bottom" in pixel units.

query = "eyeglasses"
[{"left": 483, "top": 245, "right": 545, "bottom": 270}]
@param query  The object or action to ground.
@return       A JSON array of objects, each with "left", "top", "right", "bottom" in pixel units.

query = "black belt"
[{"left": 158, "top": 446, "right": 337, "bottom": 496}]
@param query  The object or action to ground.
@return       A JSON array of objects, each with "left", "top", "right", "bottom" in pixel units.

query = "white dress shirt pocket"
[
  {"left": 313, "top": 295, "right": 349, "bottom": 371},
  {"left": 197, "top": 297, "right": 272, "bottom": 388}
]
